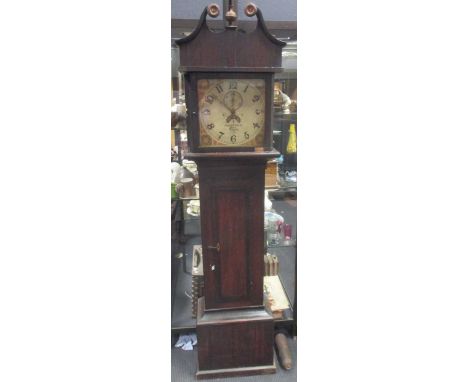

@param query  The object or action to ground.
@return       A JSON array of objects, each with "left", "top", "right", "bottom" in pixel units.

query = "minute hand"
[{"left": 211, "top": 95, "right": 232, "bottom": 114}]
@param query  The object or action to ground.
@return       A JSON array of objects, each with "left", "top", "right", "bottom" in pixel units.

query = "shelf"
[
  {"left": 273, "top": 113, "right": 297, "bottom": 121},
  {"left": 274, "top": 111, "right": 297, "bottom": 116},
  {"left": 268, "top": 183, "right": 297, "bottom": 190},
  {"left": 178, "top": 196, "right": 199, "bottom": 201},
  {"left": 268, "top": 189, "right": 297, "bottom": 202},
  {"left": 267, "top": 239, "right": 296, "bottom": 248},
  {"left": 174, "top": 185, "right": 296, "bottom": 197}
]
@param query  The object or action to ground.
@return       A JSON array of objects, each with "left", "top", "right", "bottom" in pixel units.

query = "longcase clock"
[{"left": 176, "top": 2, "right": 285, "bottom": 378}]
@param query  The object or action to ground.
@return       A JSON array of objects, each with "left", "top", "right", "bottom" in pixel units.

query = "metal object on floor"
[{"left": 275, "top": 332, "right": 293, "bottom": 370}]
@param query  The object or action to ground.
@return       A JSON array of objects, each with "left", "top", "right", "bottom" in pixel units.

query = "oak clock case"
[{"left": 176, "top": 3, "right": 285, "bottom": 379}]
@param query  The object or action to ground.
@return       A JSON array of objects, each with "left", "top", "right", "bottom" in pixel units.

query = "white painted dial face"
[{"left": 197, "top": 78, "right": 265, "bottom": 147}]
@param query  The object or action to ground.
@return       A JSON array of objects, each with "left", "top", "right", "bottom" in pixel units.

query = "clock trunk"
[
  {"left": 187, "top": 152, "right": 279, "bottom": 379},
  {"left": 197, "top": 158, "right": 266, "bottom": 310}
]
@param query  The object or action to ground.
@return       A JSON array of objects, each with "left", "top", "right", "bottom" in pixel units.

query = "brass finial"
[
  {"left": 207, "top": 3, "right": 220, "bottom": 18},
  {"left": 225, "top": 0, "right": 237, "bottom": 27}
]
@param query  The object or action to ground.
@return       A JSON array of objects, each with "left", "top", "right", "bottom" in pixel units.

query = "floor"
[{"left": 171, "top": 335, "right": 297, "bottom": 382}]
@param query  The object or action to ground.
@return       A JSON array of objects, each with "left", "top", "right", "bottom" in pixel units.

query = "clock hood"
[{"left": 175, "top": 5, "right": 285, "bottom": 73}]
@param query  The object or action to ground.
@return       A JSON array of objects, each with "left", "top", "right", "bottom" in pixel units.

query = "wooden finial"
[
  {"left": 207, "top": 3, "right": 220, "bottom": 18},
  {"left": 244, "top": 3, "right": 257, "bottom": 17}
]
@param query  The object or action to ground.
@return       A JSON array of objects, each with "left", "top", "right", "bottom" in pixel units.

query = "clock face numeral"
[{"left": 197, "top": 78, "right": 265, "bottom": 147}]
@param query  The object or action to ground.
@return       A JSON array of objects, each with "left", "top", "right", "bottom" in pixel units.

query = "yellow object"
[{"left": 286, "top": 123, "right": 297, "bottom": 154}]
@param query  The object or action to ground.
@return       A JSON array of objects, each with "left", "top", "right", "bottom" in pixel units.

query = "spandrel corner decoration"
[{"left": 175, "top": 2, "right": 286, "bottom": 379}]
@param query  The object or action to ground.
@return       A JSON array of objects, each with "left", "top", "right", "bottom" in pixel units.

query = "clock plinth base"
[{"left": 196, "top": 298, "right": 276, "bottom": 379}]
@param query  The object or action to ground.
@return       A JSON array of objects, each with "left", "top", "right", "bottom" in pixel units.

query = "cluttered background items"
[
  {"left": 171, "top": 160, "right": 199, "bottom": 200},
  {"left": 274, "top": 81, "right": 296, "bottom": 113}
]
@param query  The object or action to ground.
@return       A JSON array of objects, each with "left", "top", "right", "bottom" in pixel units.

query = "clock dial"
[{"left": 197, "top": 79, "right": 266, "bottom": 147}]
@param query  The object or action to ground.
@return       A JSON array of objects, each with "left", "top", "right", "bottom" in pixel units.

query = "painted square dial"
[{"left": 197, "top": 79, "right": 265, "bottom": 147}]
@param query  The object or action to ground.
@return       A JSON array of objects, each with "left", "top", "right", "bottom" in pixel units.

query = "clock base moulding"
[
  {"left": 195, "top": 297, "right": 276, "bottom": 379},
  {"left": 196, "top": 363, "right": 276, "bottom": 380}
]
